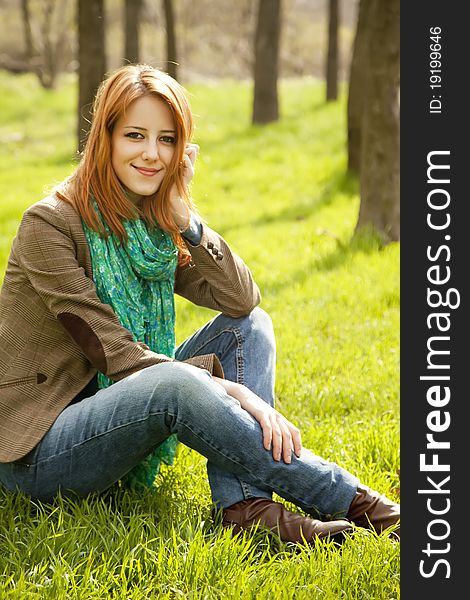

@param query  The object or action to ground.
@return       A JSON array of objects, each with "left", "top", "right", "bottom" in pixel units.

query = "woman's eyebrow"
[{"left": 123, "top": 126, "right": 176, "bottom": 133}]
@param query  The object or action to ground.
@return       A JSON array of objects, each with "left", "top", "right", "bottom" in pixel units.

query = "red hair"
[{"left": 57, "top": 64, "right": 196, "bottom": 265}]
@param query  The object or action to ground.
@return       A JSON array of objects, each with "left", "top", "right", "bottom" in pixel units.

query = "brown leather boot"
[
  {"left": 347, "top": 484, "right": 400, "bottom": 538},
  {"left": 219, "top": 498, "right": 353, "bottom": 544}
]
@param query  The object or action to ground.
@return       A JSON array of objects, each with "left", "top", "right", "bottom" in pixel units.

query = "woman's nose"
[{"left": 142, "top": 140, "right": 159, "bottom": 161}]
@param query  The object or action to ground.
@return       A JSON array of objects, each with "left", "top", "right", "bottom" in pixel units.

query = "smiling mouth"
[{"left": 132, "top": 165, "right": 162, "bottom": 176}]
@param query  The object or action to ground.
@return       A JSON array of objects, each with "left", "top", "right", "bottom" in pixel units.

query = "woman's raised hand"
[
  {"left": 180, "top": 143, "right": 199, "bottom": 188},
  {"left": 169, "top": 143, "right": 199, "bottom": 231}
]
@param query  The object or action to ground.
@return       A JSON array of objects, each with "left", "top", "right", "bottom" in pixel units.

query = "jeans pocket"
[{"left": 13, "top": 443, "right": 40, "bottom": 468}]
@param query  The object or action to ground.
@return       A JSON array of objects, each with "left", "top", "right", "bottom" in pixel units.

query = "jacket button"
[
  {"left": 216, "top": 253, "right": 223, "bottom": 260},
  {"left": 207, "top": 241, "right": 214, "bottom": 249},
  {"left": 211, "top": 247, "right": 219, "bottom": 255}
]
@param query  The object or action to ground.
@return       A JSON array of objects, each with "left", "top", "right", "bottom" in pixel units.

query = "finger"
[
  {"left": 260, "top": 419, "right": 272, "bottom": 452},
  {"left": 183, "top": 154, "right": 195, "bottom": 170},
  {"left": 281, "top": 428, "right": 294, "bottom": 464},
  {"left": 276, "top": 419, "right": 295, "bottom": 464},
  {"left": 181, "top": 155, "right": 195, "bottom": 182},
  {"left": 289, "top": 424, "right": 302, "bottom": 458},
  {"left": 186, "top": 143, "right": 199, "bottom": 153},
  {"left": 271, "top": 421, "right": 283, "bottom": 462},
  {"left": 185, "top": 143, "right": 199, "bottom": 165}
]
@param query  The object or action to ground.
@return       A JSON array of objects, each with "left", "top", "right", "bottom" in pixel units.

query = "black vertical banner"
[{"left": 401, "top": 4, "right": 467, "bottom": 597}]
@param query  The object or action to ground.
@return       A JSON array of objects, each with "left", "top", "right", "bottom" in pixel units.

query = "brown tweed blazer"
[{"left": 0, "top": 196, "right": 260, "bottom": 462}]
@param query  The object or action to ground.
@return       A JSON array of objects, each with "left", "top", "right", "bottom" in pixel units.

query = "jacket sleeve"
[
  {"left": 14, "top": 202, "right": 224, "bottom": 381},
  {"left": 174, "top": 223, "right": 261, "bottom": 317}
]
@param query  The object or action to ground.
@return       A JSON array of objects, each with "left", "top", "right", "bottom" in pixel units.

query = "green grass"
[{"left": 0, "top": 72, "right": 399, "bottom": 599}]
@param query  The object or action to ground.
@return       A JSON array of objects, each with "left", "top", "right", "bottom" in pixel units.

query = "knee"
[
  {"left": 143, "top": 360, "right": 213, "bottom": 402},
  {"left": 243, "top": 307, "right": 275, "bottom": 348},
  {"left": 251, "top": 306, "right": 274, "bottom": 330},
  {"left": 156, "top": 360, "right": 212, "bottom": 387},
  {"left": 147, "top": 361, "right": 227, "bottom": 417}
]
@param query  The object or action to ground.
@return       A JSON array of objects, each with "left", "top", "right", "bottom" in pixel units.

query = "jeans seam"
[
  {"left": 20, "top": 416, "right": 171, "bottom": 467},
  {"left": 182, "top": 327, "right": 245, "bottom": 385},
  {"left": 235, "top": 328, "right": 245, "bottom": 385},
  {"left": 240, "top": 480, "right": 254, "bottom": 497}
]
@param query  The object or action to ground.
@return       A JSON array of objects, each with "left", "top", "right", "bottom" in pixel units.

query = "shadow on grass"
[
  {"left": 219, "top": 169, "right": 359, "bottom": 238},
  {"left": 261, "top": 227, "right": 387, "bottom": 296},
  {"left": 256, "top": 169, "right": 358, "bottom": 227},
  {"left": 196, "top": 91, "right": 343, "bottom": 170}
]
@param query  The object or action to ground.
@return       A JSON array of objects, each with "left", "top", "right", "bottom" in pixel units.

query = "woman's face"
[{"left": 111, "top": 95, "right": 177, "bottom": 204}]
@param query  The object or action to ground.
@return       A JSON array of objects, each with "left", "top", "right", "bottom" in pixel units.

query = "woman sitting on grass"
[{"left": 0, "top": 64, "right": 399, "bottom": 544}]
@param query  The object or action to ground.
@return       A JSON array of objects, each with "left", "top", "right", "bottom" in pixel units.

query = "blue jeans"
[{"left": 0, "top": 308, "right": 358, "bottom": 519}]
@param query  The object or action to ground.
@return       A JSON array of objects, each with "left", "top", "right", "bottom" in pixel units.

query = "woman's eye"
[
  {"left": 160, "top": 135, "right": 176, "bottom": 144},
  {"left": 125, "top": 132, "right": 144, "bottom": 139}
]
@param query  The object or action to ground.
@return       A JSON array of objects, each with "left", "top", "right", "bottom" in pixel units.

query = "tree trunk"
[
  {"left": 355, "top": 0, "right": 400, "bottom": 242},
  {"left": 78, "top": 0, "right": 106, "bottom": 153},
  {"left": 21, "top": 0, "right": 34, "bottom": 61},
  {"left": 37, "top": 0, "right": 70, "bottom": 90},
  {"left": 124, "top": 0, "right": 142, "bottom": 64},
  {"left": 347, "top": 0, "right": 371, "bottom": 173},
  {"left": 325, "top": 0, "right": 339, "bottom": 101},
  {"left": 38, "top": 0, "right": 55, "bottom": 88},
  {"left": 20, "top": 0, "right": 71, "bottom": 89},
  {"left": 252, "top": 0, "right": 282, "bottom": 124},
  {"left": 162, "top": 0, "right": 178, "bottom": 80}
]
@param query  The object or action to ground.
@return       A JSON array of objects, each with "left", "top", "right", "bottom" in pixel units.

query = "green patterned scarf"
[{"left": 82, "top": 200, "right": 179, "bottom": 492}]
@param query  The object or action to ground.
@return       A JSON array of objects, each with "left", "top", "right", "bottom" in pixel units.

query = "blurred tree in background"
[
  {"left": 354, "top": 0, "right": 399, "bottom": 242},
  {"left": 162, "top": 0, "right": 178, "bottom": 80},
  {"left": 124, "top": 0, "right": 143, "bottom": 64},
  {"left": 347, "top": 0, "right": 369, "bottom": 174},
  {"left": 18, "top": 0, "right": 74, "bottom": 89},
  {"left": 0, "top": 0, "right": 356, "bottom": 82},
  {"left": 77, "top": 0, "right": 106, "bottom": 152},
  {"left": 20, "top": 0, "right": 34, "bottom": 62},
  {"left": 252, "top": 0, "right": 281, "bottom": 124},
  {"left": 325, "top": 0, "right": 339, "bottom": 101}
]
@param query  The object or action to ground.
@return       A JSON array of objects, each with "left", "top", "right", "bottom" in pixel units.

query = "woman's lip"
[{"left": 132, "top": 165, "right": 160, "bottom": 176}]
